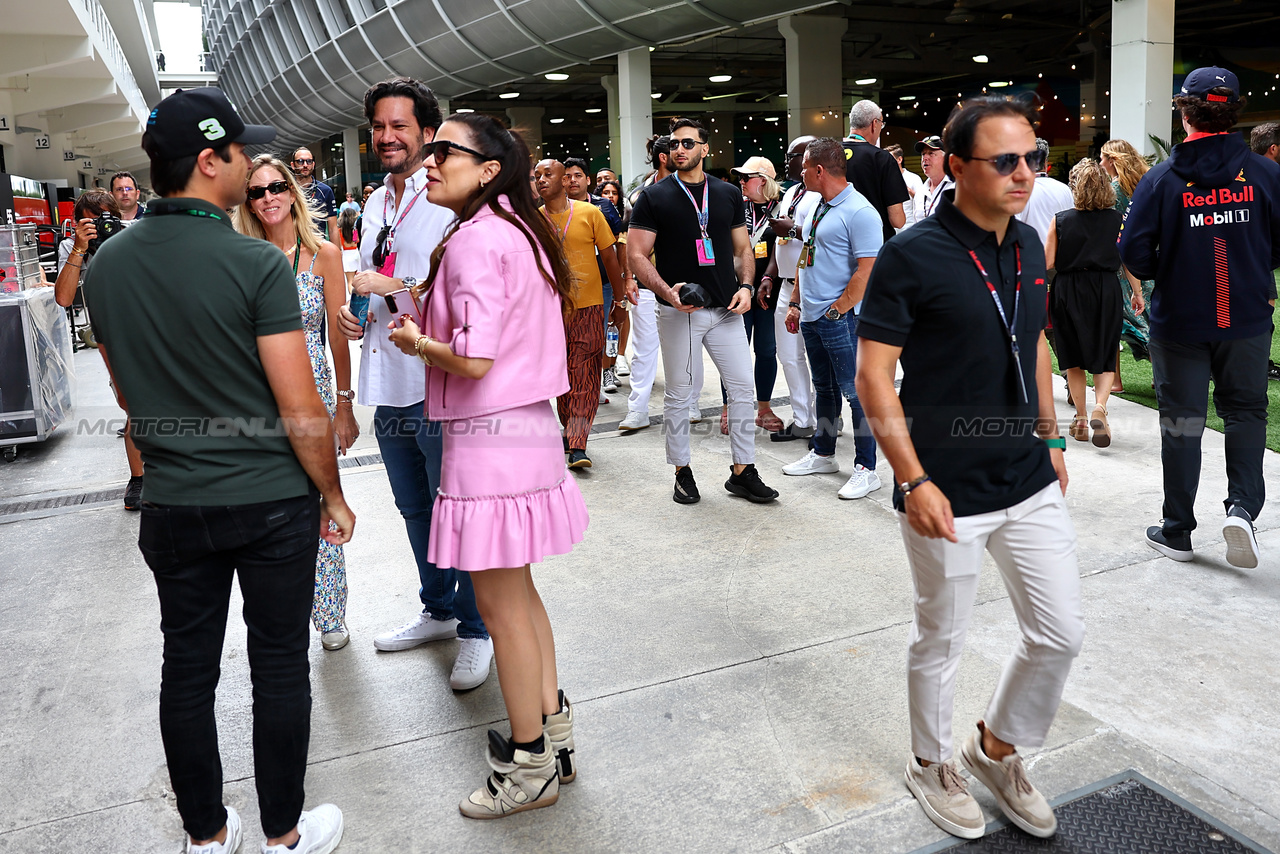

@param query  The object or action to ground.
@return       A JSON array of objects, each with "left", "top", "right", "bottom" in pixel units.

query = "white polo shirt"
[
  {"left": 356, "top": 166, "right": 455, "bottom": 408},
  {"left": 1015, "top": 175, "right": 1075, "bottom": 248}
]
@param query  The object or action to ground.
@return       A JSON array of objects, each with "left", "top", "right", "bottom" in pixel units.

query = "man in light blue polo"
[{"left": 780, "top": 137, "right": 885, "bottom": 499}]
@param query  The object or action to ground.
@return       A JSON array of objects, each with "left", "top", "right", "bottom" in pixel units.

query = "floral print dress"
[{"left": 297, "top": 252, "right": 347, "bottom": 633}]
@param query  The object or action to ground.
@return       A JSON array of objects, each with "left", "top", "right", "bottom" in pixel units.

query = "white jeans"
[
  {"left": 774, "top": 277, "right": 814, "bottom": 429},
  {"left": 899, "top": 481, "right": 1084, "bottom": 763},
  {"left": 626, "top": 289, "right": 660, "bottom": 413},
  {"left": 658, "top": 304, "right": 755, "bottom": 466}
]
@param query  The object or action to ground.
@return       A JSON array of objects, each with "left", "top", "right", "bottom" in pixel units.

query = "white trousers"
[
  {"left": 626, "top": 289, "right": 660, "bottom": 413},
  {"left": 774, "top": 277, "right": 814, "bottom": 428},
  {"left": 899, "top": 481, "right": 1084, "bottom": 763},
  {"left": 658, "top": 304, "right": 755, "bottom": 466}
]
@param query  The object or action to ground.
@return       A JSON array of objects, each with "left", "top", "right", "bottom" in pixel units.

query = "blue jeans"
[
  {"left": 139, "top": 490, "right": 319, "bottom": 840},
  {"left": 374, "top": 403, "right": 486, "bottom": 639},
  {"left": 801, "top": 314, "right": 877, "bottom": 469}
]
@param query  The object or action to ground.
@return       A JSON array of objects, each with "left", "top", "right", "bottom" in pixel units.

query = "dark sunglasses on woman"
[
  {"left": 246, "top": 181, "right": 291, "bottom": 200},
  {"left": 424, "top": 139, "right": 491, "bottom": 165},
  {"left": 962, "top": 149, "right": 1048, "bottom": 176}
]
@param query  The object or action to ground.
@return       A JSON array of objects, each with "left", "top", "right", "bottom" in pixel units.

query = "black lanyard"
[
  {"left": 967, "top": 246, "right": 1029, "bottom": 404},
  {"left": 800, "top": 201, "right": 832, "bottom": 267},
  {"left": 291, "top": 235, "right": 301, "bottom": 276}
]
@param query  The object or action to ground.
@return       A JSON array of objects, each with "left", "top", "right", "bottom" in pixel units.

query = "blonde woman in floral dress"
[{"left": 236, "top": 154, "right": 359, "bottom": 650}]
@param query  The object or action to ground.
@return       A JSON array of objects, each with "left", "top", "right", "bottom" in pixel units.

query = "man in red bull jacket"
[{"left": 1120, "top": 66, "right": 1280, "bottom": 569}]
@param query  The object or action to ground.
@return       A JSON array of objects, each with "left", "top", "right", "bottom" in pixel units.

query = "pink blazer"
[{"left": 423, "top": 196, "right": 569, "bottom": 421}]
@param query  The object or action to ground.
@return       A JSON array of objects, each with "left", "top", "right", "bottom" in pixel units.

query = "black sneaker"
[
  {"left": 1269, "top": 360, "right": 1280, "bottom": 381},
  {"left": 769, "top": 422, "right": 815, "bottom": 442},
  {"left": 1223, "top": 505, "right": 1259, "bottom": 569},
  {"left": 567, "top": 449, "right": 592, "bottom": 469},
  {"left": 123, "top": 476, "right": 144, "bottom": 511},
  {"left": 725, "top": 464, "right": 779, "bottom": 504},
  {"left": 1145, "top": 525, "right": 1192, "bottom": 562},
  {"left": 673, "top": 466, "right": 700, "bottom": 504}
]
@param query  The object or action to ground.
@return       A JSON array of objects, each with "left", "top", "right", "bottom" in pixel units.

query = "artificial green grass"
[{"left": 1050, "top": 272, "right": 1280, "bottom": 452}]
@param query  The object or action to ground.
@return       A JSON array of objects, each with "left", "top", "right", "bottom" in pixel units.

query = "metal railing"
[{"left": 67, "top": 0, "right": 150, "bottom": 119}]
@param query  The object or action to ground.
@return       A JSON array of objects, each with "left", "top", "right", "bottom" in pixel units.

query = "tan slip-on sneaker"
[
  {"left": 958, "top": 723, "right": 1057, "bottom": 838},
  {"left": 904, "top": 756, "right": 986, "bottom": 839}
]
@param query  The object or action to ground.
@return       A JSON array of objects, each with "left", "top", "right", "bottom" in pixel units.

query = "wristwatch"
[
  {"left": 788, "top": 301, "right": 801, "bottom": 310},
  {"left": 401, "top": 276, "right": 419, "bottom": 290},
  {"left": 824, "top": 305, "right": 844, "bottom": 321},
  {"left": 335, "top": 389, "right": 354, "bottom": 401}
]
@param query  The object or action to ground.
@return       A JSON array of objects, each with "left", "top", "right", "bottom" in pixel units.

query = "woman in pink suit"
[{"left": 389, "top": 113, "right": 588, "bottom": 820}]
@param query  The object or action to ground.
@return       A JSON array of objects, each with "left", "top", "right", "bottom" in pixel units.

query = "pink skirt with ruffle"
[{"left": 428, "top": 399, "right": 589, "bottom": 571}]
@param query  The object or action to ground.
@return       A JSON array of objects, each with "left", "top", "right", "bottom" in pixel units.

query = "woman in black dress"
[{"left": 1045, "top": 158, "right": 1145, "bottom": 448}]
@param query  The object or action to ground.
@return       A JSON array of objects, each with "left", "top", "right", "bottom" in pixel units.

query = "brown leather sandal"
[
  {"left": 1070, "top": 415, "right": 1090, "bottom": 442},
  {"left": 1090, "top": 405, "right": 1111, "bottom": 448}
]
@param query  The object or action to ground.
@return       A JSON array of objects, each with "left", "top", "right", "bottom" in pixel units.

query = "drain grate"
[
  {"left": 911, "top": 771, "right": 1271, "bottom": 854},
  {"left": 0, "top": 453, "right": 387, "bottom": 520}
]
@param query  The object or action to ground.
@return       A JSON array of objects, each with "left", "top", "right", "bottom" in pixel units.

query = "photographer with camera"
[{"left": 51, "top": 189, "right": 143, "bottom": 509}]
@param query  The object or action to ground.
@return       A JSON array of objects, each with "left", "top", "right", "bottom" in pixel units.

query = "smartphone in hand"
[{"left": 384, "top": 288, "right": 422, "bottom": 326}]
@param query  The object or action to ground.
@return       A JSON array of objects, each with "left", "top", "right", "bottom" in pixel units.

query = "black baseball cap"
[
  {"left": 144, "top": 87, "right": 276, "bottom": 158},
  {"left": 914, "top": 135, "right": 943, "bottom": 153},
  {"left": 1180, "top": 67, "right": 1240, "bottom": 103}
]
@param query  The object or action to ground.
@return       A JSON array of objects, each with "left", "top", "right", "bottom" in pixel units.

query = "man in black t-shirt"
[
  {"left": 629, "top": 117, "right": 778, "bottom": 506},
  {"left": 855, "top": 97, "right": 1080, "bottom": 843},
  {"left": 843, "top": 99, "right": 910, "bottom": 242},
  {"left": 291, "top": 147, "right": 338, "bottom": 239}
]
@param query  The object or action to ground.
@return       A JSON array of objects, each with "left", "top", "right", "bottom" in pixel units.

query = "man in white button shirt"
[
  {"left": 335, "top": 77, "right": 493, "bottom": 690},
  {"left": 914, "top": 136, "right": 954, "bottom": 222}
]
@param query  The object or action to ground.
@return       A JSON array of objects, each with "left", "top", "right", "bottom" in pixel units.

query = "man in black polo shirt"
[
  {"left": 843, "top": 99, "right": 909, "bottom": 241},
  {"left": 856, "top": 96, "right": 1081, "bottom": 842},
  {"left": 629, "top": 117, "right": 778, "bottom": 505},
  {"left": 83, "top": 88, "right": 350, "bottom": 854}
]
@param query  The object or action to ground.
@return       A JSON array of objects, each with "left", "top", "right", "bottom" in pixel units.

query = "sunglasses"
[
  {"left": 670, "top": 138, "right": 702, "bottom": 150},
  {"left": 372, "top": 225, "right": 392, "bottom": 268},
  {"left": 963, "top": 149, "right": 1047, "bottom": 176},
  {"left": 246, "top": 180, "right": 291, "bottom": 200},
  {"left": 292, "top": 158, "right": 314, "bottom": 165},
  {"left": 424, "top": 139, "right": 492, "bottom": 165}
]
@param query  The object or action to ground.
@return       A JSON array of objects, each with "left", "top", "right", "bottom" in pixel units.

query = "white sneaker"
[
  {"left": 599, "top": 389, "right": 609, "bottom": 405},
  {"left": 689, "top": 405, "right": 703, "bottom": 423},
  {"left": 619, "top": 410, "right": 650, "bottom": 431},
  {"left": 451, "top": 637, "right": 494, "bottom": 691},
  {"left": 782, "top": 450, "right": 839, "bottom": 476},
  {"left": 373, "top": 612, "right": 459, "bottom": 651},
  {"left": 838, "top": 464, "right": 882, "bottom": 500},
  {"left": 261, "top": 804, "right": 343, "bottom": 854},
  {"left": 616, "top": 356, "right": 630, "bottom": 377},
  {"left": 188, "top": 805, "right": 242, "bottom": 853}
]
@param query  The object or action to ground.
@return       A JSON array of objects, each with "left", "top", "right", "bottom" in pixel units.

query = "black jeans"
[
  {"left": 138, "top": 491, "right": 320, "bottom": 840},
  {"left": 1150, "top": 330, "right": 1270, "bottom": 535}
]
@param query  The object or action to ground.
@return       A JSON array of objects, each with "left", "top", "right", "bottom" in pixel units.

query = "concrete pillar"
[
  {"left": 779, "top": 15, "right": 849, "bottom": 143},
  {"left": 616, "top": 48, "right": 653, "bottom": 186},
  {"left": 601, "top": 74, "right": 621, "bottom": 175},
  {"left": 437, "top": 97, "right": 450, "bottom": 117},
  {"left": 1111, "top": 0, "right": 1175, "bottom": 157},
  {"left": 342, "top": 127, "right": 361, "bottom": 196},
  {"left": 506, "top": 106, "right": 545, "bottom": 160}
]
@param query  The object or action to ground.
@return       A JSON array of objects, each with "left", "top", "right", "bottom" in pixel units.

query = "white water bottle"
[{"left": 605, "top": 323, "right": 619, "bottom": 357}]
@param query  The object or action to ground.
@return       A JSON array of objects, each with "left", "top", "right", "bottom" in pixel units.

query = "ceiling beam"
[
  {"left": 42, "top": 103, "right": 136, "bottom": 134},
  {"left": 0, "top": 35, "right": 93, "bottom": 79}
]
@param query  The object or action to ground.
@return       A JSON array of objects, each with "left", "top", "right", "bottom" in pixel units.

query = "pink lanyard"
[
  {"left": 967, "top": 245, "right": 1029, "bottom": 404},
  {"left": 541, "top": 201, "right": 574, "bottom": 241}
]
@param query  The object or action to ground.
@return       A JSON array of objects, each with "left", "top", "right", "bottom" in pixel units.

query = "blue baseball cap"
[{"left": 1180, "top": 67, "right": 1240, "bottom": 103}]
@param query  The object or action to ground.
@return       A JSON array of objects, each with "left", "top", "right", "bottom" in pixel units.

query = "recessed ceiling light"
[
  {"left": 989, "top": 81, "right": 1011, "bottom": 88},
  {"left": 549, "top": 118, "right": 564, "bottom": 124},
  {"left": 499, "top": 92, "right": 520, "bottom": 99},
  {"left": 709, "top": 74, "right": 733, "bottom": 83},
  {"left": 651, "top": 92, "right": 662, "bottom": 99},
  {"left": 764, "top": 116, "right": 780, "bottom": 122},
  {"left": 455, "top": 108, "right": 474, "bottom": 113},
  {"left": 897, "top": 94, "right": 915, "bottom": 100},
  {"left": 855, "top": 77, "right": 877, "bottom": 86},
  {"left": 545, "top": 73, "right": 569, "bottom": 81},
  {"left": 584, "top": 108, "right": 602, "bottom": 114},
  {"left": 972, "top": 55, "right": 989, "bottom": 63}
]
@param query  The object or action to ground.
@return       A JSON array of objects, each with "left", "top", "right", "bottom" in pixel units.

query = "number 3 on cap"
[{"left": 198, "top": 118, "right": 227, "bottom": 141}]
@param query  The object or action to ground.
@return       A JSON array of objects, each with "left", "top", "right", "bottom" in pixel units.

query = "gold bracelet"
[{"left": 415, "top": 334, "right": 435, "bottom": 366}]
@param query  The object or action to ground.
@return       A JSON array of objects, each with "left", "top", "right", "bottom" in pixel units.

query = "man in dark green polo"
[{"left": 83, "top": 87, "right": 352, "bottom": 854}]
